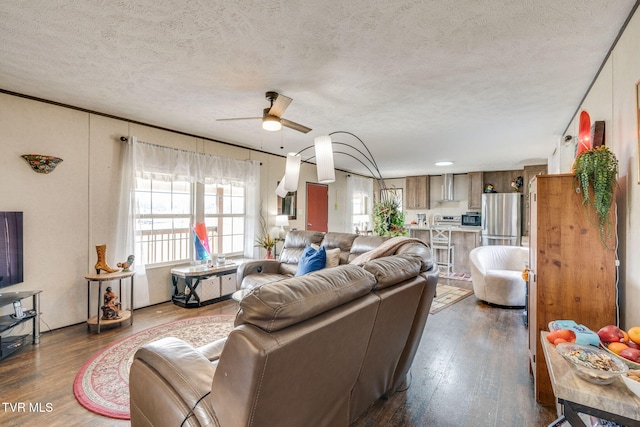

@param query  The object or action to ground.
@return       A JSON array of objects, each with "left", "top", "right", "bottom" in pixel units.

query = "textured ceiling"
[{"left": 0, "top": 1, "right": 637, "bottom": 177}]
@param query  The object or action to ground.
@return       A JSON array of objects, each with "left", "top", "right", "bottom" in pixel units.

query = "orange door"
[{"left": 306, "top": 182, "right": 328, "bottom": 232}]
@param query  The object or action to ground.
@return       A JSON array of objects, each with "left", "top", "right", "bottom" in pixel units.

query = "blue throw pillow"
[{"left": 295, "top": 245, "right": 327, "bottom": 276}]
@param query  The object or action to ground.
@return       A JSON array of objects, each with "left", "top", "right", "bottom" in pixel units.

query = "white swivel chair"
[
  {"left": 469, "top": 245, "right": 528, "bottom": 307},
  {"left": 429, "top": 226, "right": 454, "bottom": 274}
]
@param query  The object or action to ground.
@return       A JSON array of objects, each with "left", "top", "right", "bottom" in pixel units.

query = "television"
[{"left": 0, "top": 212, "right": 23, "bottom": 288}]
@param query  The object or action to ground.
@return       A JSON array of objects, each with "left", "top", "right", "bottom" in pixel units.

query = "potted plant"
[
  {"left": 373, "top": 195, "right": 407, "bottom": 237},
  {"left": 255, "top": 208, "right": 277, "bottom": 258},
  {"left": 255, "top": 233, "right": 276, "bottom": 259},
  {"left": 573, "top": 145, "right": 618, "bottom": 247}
]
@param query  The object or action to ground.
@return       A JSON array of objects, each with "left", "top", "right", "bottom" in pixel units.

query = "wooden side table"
[{"left": 85, "top": 270, "right": 135, "bottom": 334}]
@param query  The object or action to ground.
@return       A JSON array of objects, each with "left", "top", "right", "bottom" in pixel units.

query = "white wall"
[
  {"left": 0, "top": 92, "right": 348, "bottom": 330},
  {"left": 551, "top": 7, "right": 640, "bottom": 328}
]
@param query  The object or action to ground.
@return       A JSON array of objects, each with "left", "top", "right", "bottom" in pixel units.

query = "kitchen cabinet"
[
  {"left": 528, "top": 174, "right": 616, "bottom": 405},
  {"left": 467, "top": 172, "right": 483, "bottom": 210},
  {"left": 405, "top": 175, "right": 429, "bottom": 209}
]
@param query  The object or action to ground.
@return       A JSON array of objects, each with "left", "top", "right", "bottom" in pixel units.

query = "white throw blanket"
[{"left": 349, "top": 236, "right": 428, "bottom": 265}]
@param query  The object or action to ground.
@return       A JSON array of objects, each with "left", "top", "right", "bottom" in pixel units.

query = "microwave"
[{"left": 461, "top": 213, "right": 481, "bottom": 226}]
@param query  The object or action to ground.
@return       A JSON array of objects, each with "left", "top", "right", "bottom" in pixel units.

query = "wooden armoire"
[{"left": 528, "top": 174, "right": 616, "bottom": 405}]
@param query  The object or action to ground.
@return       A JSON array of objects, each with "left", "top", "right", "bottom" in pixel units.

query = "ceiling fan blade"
[
  {"left": 268, "top": 93, "right": 292, "bottom": 117},
  {"left": 216, "top": 117, "right": 261, "bottom": 121},
  {"left": 281, "top": 118, "right": 312, "bottom": 134}
]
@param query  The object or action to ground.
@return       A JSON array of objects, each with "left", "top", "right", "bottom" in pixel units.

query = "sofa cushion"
[
  {"left": 279, "top": 230, "right": 325, "bottom": 265},
  {"left": 362, "top": 255, "right": 422, "bottom": 290},
  {"left": 321, "top": 232, "right": 359, "bottom": 264},
  {"left": 349, "top": 236, "right": 390, "bottom": 262},
  {"left": 296, "top": 245, "right": 327, "bottom": 276},
  {"left": 310, "top": 244, "right": 341, "bottom": 269},
  {"left": 236, "top": 264, "right": 376, "bottom": 332},
  {"left": 325, "top": 247, "right": 341, "bottom": 268},
  {"left": 241, "top": 272, "right": 289, "bottom": 290}
]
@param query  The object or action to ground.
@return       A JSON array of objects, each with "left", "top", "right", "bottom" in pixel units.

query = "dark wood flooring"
[{"left": 0, "top": 278, "right": 557, "bottom": 426}]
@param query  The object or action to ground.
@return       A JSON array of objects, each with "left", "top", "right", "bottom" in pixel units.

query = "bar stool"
[{"left": 430, "top": 226, "right": 455, "bottom": 274}]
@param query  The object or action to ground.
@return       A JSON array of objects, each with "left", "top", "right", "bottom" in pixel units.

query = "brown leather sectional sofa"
[
  {"left": 237, "top": 230, "right": 415, "bottom": 289},
  {"left": 129, "top": 231, "right": 439, "bottom": 427}
]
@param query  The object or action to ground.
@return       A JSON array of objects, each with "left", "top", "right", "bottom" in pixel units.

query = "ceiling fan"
[{"left": 217, "top": 91, "right": 312, "bottom": 134}]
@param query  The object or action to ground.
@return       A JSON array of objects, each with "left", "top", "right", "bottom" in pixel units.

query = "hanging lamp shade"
[
  {"left": 283, "top": 153, "right": 301, "bottom": 192},
  {"left": 314, "top": 135, "right": 335, "bottom": 183},
  {"left": 275, "top": 175, "right": 288, "bottom": 198}
]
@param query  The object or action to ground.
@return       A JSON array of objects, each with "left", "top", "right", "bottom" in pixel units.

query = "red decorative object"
[
  {"left": 576, "top": 111, "right": 592, "bottom": 156},
  {"left": 266, "top": 248, "right": 274, "bottom": 259}
]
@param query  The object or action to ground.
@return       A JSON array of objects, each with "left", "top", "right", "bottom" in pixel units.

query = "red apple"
[
  {"left": 627, "top": 340, "right": 640, "bottom": 350},
  {"left": 597, "top": 325, "right": 625, "bottom": 343},
  {"left": 619, "top": 347, "right": 640, "bottom": 363}
]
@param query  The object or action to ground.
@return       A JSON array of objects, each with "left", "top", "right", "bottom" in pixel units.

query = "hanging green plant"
[
  {"left": 373, "top": 197, "right": 407, "bottom": 237},
  {"left": 573, "top": 145, "right": 618, "bottom": 247}
]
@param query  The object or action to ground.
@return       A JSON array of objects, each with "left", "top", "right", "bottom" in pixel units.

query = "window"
[
  {"left": 134, "top": 177, "right": 249, "bottom": 266},
  {"left": 134, "top": 175, "right": 193, "bottom": 265},
  {"left": 346, "top": 176, "right": 374, "bottom": 234},
  {"left": 352, "top": 193, "right": 370, "bottom": 233},
  {"left": 204, "top": 183, "right": 246, "bottom": 257},
  {"left": 120, "top": 139, "right": 260, "bottom": 268}
]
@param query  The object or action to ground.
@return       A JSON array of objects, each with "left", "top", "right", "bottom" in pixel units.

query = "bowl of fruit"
[
  {"left": 556, "top": 342, "right": 628, "bottom": 385},
  {"left": 597, "top": 325, "right": 640, "bottom": 370}
]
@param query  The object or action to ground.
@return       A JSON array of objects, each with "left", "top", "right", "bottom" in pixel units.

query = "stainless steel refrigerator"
[{"left": 481, "top": 193, "right": 522, "bottom": 246}]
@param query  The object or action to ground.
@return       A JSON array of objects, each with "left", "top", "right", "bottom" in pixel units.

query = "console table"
[
  {"left": 171, "top": 262, "right": 239, "bottom": 308},
  {"left": 541, "top": 331, "right": 640, "bottom": 427},
  {"left": 0, "top": 290, "right": 41, "bottom": 360},
  {"left": 85, "top": 270, "right": 135, "bottom": 334}
]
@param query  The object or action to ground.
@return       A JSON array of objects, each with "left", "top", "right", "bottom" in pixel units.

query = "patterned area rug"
[
  {"left": 430, "top": 284, "right": 474, "bottom": 314},
  {"left": 439, "top": 271, "right": 472, "bottom": 281},
  {"left": 73, "top": 314, "right": 235, "bottom": 420}
]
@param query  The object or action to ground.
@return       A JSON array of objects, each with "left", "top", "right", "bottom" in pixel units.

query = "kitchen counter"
[
  {"left": 410, "top": 227, "right": 481, "bottom": 274},
  {"left": 409, "top": 225, "right": 481, "bottom": 233}
]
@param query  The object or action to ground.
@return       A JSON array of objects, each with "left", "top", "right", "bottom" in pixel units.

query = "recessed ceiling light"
[{"left": 435, "top": 161, "right": 453, "bottom": 166}]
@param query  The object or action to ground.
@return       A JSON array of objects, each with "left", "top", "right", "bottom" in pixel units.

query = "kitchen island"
[{"left": 409, "top": 226, "right": 481, "bottom": 274}]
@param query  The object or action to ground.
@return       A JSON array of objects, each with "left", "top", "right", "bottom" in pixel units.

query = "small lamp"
[
  {"left": 314, "top": 135, "right": 336, "bottom": 183},
  {"left": 275, "top": 215, "right": 289, "bottom": 239},
  {"left": 283, "top": 153, "right": 301, "bottom": 192}
]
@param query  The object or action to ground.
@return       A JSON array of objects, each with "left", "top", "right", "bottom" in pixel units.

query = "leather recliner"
[{"left": 130, "top": 250, "right": 438, "bottom": 426}]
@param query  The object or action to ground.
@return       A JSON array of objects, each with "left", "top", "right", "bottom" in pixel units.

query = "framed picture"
[
  {"left": 637, "top": 81, "right": 640, "bottom": 184},
  {"left": 277, "top": 182, "right": 297, "bottom": 219}
]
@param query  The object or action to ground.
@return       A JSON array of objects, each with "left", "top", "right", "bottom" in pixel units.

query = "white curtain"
[
  {"left": 116, "top": 137, "right": 261, "bottom": 307},
  {"left": 115, "top": 136, "right": 149, "bottom": 308},
  {"left": 345, "top": 175, "right": 374, "bottom": 233},
  {"left": 132, "top": 139, "right": 260, "bottom": 258}
]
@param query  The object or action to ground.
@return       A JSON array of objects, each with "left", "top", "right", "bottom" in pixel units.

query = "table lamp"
[{"left": 275, "top": 215, "right": 289, "bottom": 239}]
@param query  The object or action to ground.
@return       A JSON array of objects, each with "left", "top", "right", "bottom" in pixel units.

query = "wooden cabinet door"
[
  {"left": 467, "top": 172, "right": 483, "bottom": 210},
  {"left": 406, "top": 175, "right": 429, "bottom": 209},
  {"left": 529, "top": 174, "right": 616, "bottom": 405}
]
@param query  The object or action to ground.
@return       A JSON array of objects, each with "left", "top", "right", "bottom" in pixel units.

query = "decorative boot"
[{"left": 95, "top": 244, "right": 118, "bottom": 274}]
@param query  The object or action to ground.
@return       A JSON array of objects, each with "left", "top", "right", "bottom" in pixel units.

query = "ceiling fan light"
[
  {"left": 262, "top": 113, "right": 282, "bottom": 131},
  {"left": 314, "top": 135, "right": 335, "bottom": 183},
  {"left": 283, "top": 153, "right": 301, "bottom": 192}
]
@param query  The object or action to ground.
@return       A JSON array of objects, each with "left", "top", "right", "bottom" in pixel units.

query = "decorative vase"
[{"left": 265, "top": 248, "right": 274, "bottom": 259}]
